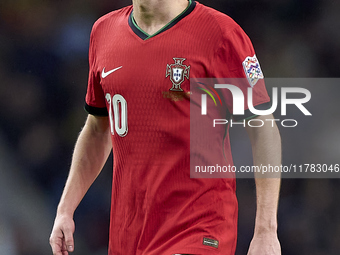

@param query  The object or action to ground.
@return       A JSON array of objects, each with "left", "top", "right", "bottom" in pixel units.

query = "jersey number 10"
[{"left": 105, "top": 93, "right": 128, "bottom": 137}]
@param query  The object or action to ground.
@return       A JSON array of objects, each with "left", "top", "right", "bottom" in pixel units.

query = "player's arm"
[
  {"left": 49, "top": 114, "right": 112, "bottom": 255},
  {"left": 245, "top": 114, "right": 281, "bottom": 255}
]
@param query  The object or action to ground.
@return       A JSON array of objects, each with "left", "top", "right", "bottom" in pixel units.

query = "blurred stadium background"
[{"left": 0, "top": 0, "right": 339, "bottom": 254}]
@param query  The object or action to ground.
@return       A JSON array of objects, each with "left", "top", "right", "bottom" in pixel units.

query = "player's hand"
[
  {"left": 49, "top": 214, "right": 75, "bottom": 255},
  {"left": 247, "top": 231, "right": 281, "bottom": 255}
]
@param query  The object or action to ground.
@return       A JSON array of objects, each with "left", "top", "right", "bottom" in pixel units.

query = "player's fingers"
[
  {"left": 62, "top": 228, "right": 74, "bottom": 252},
  {"left": 49, "top": 237, "right": 64, "bottom": 255},
  {"left": 60, "top": 240, "right": 69, "bottom": 255},
  {"left": 61, "top": 239, "right": 67, "bottom": 252}
]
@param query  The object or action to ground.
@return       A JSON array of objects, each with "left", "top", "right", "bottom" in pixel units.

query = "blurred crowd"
[{"left": 0, "top": 0, "right": 339, "bottom": 254}]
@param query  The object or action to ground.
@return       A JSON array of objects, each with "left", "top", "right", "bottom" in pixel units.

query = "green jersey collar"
[{"left": 129, "top": 0, "right": 196, "bottom": 40}]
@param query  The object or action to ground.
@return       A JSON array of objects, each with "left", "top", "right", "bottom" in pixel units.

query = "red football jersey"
[{"left": 85, "top": 1, "right": 270, "bottom": 254}]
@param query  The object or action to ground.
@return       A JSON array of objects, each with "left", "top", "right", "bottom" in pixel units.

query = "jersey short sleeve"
[
  {"left": 215, "top": 22, "right": 270, "bottom": 120},
  {"left": 84, "top": 28, "right": 108, "bottom": 116}
]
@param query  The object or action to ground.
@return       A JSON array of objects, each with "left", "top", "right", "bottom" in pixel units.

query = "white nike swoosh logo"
[{"left": 101, "top": 66, "right": 123, "bottom": 78}]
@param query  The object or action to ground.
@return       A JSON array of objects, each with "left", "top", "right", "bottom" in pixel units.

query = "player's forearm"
[
  {"left": 253, "top": 178, "right": 280, "bottom": 234},
  {"left": 246, "top": 115, "right": 281, "bottom": 233},
  {"left": 57, "top": 116, "right": 112, "bottom": 217}
]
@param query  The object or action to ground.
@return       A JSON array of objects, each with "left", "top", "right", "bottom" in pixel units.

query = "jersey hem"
[{"left": 168, "top": 246, "right": 227, "bottom": 255}]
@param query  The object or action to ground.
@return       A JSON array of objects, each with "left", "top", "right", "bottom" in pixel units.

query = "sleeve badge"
[{"left": 242, "top": 54, "right": 264, "bottom": 87}]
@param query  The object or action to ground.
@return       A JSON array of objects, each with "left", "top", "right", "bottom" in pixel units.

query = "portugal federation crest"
[{"left": 166, "top": 58, "right": 190, "bottom": 91}]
